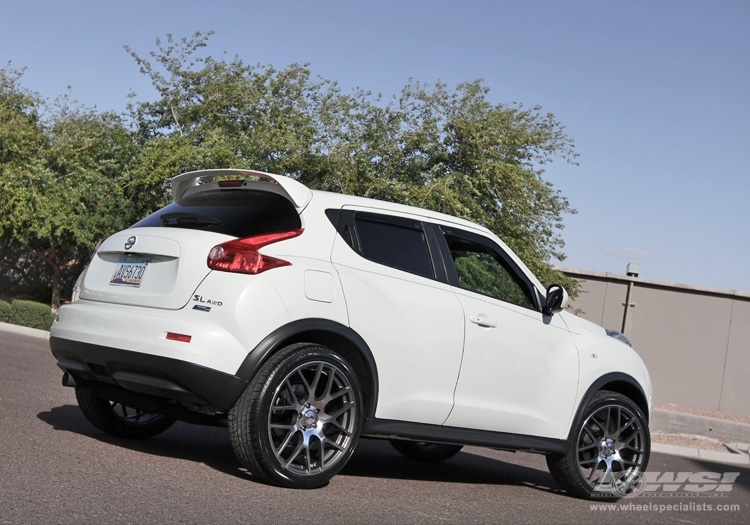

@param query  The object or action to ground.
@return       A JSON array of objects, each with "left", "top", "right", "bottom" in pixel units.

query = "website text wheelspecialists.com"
[{"left": 590, "top": 502, "right": 741, "bottom": 513}]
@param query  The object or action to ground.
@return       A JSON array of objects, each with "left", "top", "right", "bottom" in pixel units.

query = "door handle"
[{"left": 469, "top": 314, "right": 497, "bottom": 328}]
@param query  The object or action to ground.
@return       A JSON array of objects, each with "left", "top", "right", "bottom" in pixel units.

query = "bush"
[
  {"left": 0, "top": 300, "right": 11, "bottom": 323},
  {"left": 9, "top": 299, "right": 55, "bottom": 330}
]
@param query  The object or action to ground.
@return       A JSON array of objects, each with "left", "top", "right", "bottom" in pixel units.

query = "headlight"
[{"left": 606, "top": 329, "right": 632, "bottom": 347}]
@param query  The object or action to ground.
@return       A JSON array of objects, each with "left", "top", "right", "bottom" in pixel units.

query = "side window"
[
  {"left": 354, "top": 214, "right": 434, "bottom": 279},
  {"left": 444, "top": 232, "right": 534, "bottom": 309}
]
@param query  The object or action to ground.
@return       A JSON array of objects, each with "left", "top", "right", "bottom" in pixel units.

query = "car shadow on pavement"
[
  {"left": 38, "top": 404, "right": 562, "bottom": 495},
  {"left": 648, "top": 454, "right": 750, "bottom": 492},
  {"left": 344, "top": 439, "right": 563, "bottom": 495},
  {"left": 37, "top": 404, "right": 247, "bottom": 480}
]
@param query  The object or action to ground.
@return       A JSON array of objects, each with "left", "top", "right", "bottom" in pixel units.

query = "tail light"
[
  {"left": 93, "top": 237, "right": 107, "bottom": 256},
  {"left": 207, "top": 229, "right": 303, "bottom": 275}
]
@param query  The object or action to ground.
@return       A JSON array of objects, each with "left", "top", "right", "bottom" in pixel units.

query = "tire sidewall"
[
  {"left": 570, "top": 391, "right": 650, "bottom": 498},
  {"left": 75, "top": 386, "right": 175, "bottom": 439},
  {"left": 249, "top": 344, "right": 363, "bottom": 488}
]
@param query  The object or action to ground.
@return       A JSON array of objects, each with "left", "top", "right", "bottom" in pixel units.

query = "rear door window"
[
  {"left": 131, "top": 190, "right": 301, "bottom": 238},
  {"left": 353, "top": 213, "right": 435, "bottom": 279}
]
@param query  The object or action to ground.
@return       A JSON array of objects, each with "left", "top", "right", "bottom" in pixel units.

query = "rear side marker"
[{"left": 166, "top": 332, "right": 192, "bottom": 343}]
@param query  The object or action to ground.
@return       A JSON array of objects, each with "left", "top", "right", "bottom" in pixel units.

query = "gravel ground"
[
  {"left": 652, "top": 402, "right": 750, "bottom": 452},
  {"left": 655, "top": 402, "right": 750, "bottom": 424}
]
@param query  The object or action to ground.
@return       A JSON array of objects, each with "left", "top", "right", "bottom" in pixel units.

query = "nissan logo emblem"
[{"left": 124, "top": 236, "right": 137, "bottom": 250}]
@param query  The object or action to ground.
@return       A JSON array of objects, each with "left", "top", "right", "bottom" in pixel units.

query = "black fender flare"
[
  {"left": 565, "top": 372, "right": 650, "bottom": 446},
  {"left": 234, "top": 318, "right": 379, "bottom": 418}
]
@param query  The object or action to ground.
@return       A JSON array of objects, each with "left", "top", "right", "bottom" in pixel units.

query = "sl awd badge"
[{"left": 193, "top": 295, "right": 223, "bottom": 313}]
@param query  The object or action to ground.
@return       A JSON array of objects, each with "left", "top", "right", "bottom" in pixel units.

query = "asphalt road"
[{"left": 1, "top": 329, "right": 748, "bottom": 524}]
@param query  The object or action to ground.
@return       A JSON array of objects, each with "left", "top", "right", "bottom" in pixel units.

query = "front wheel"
[
  {"left": 390, "top": 440, "right": 463, "bottom": 462},
  {"left": 229, "top": 343, "right": 362, "bottom": 489},
  {"left": 74, "top": 386, "right": 175, "bottom": 439},
  {"left": 547, "top": 390, "right": 650, "bottom": 499}
]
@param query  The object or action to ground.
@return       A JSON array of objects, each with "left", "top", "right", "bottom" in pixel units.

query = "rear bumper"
[{"left": 50, "top": 336, "right": 247, "bottom": 411}]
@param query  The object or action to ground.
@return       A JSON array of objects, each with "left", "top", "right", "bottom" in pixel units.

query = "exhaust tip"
[{"left": 62, "top": 372, "right": 77, "bottom": 388}]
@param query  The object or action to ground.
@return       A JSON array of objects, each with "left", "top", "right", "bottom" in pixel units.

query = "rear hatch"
[{"left": 78, "top": 187, "right": 302, "bottom": 310}]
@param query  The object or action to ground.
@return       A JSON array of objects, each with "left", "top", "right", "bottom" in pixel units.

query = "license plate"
[{"left": 110, "top": 258, "right": 149, "bottom": 287}]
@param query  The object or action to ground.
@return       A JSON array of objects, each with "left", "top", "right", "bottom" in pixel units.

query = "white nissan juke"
[{"left": 50, "top": 169, "right": 652, "bottom": 498}]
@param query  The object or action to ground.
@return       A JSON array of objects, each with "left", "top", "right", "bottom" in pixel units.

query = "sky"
[{"left": 2, "top": 0, "right": 748, "bottom": 292}]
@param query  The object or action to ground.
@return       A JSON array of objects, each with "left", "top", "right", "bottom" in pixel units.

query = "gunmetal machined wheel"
[
  {"left": 547, "top": 391, "right": 650, "bottom": 499},
  {"left": 229, "top": 343, "right": 362, "bottom": 489},
  {"left": 390, "top": 440, "right": 463, "bottom": 463},
  {"left": 74, "top": 386, "right": 175, "bottom": 439}
]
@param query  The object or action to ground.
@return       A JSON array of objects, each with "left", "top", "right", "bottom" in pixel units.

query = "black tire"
[
  {"left": 390, "top": 440, "right": 463, "bottom": 463},
  {"left": 74, "top": 386, "right": 175, "bottom": 439},
  {"left": 546, "top": 390, "right": 650, "bottom": 500},
  {"left": 229, "top": 343, "right": 362, "bottom": 489}
]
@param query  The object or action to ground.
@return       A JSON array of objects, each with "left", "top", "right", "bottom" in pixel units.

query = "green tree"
[
  {"left": 0, "top": 65, "right": 137, "bottom": 310},
  {"left": 127, "top": 33, "right": 577, "bottom": 290},
  {"left": 124, "top": 32, "right": 324, "bottom": 216},
  {"left": 0, "top": 64, "right": 44, "bottom": 168},
  {"left": 298, "top": 79, "right": 578, "bottom": 287}
]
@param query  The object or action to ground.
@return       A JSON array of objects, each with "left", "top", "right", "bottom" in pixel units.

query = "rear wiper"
[{"left": 160, "top": 212, "right": 221, "bottom": 226}]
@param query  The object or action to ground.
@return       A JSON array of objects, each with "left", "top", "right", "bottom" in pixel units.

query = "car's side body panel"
[
  {"left": 329, "top": 205, "right": 466, "bottom": 425},
  {"left": 443, "top": 292, "right": 579, "bottom": 439}
]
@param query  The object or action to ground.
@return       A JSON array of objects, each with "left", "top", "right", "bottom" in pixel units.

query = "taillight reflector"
[
  {"left": 207, "top": 229, "right": 304, "bottom": 275},
  {"left": 166, "top": 332, "right": 192, "bottom": 343}
]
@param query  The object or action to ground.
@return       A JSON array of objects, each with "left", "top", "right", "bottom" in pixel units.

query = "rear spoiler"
[{"left": 170, "top": 169, "right": 313, "bottom": 210}]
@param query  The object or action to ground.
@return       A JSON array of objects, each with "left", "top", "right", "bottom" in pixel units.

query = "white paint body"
[{"left": 52, "top": 169, "right": 652, "bottom": 441}]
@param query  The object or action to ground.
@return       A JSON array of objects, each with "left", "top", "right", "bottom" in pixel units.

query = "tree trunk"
[{"left": 45, "top": 246, "right": 62, "bottom": 313}]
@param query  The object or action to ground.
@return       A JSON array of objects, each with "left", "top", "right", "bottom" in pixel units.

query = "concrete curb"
[
  {"left": 651, "top": 443, "right": 750, "bottom": 466},
  {"left": 652, "top": 408, "right": 750, "bottom": 444},
  {"left": 0, "top": 321, "right": 50, "bottom": 340},
  {"left": 650, "top": 408, "right": 750, "bottom": 465}
]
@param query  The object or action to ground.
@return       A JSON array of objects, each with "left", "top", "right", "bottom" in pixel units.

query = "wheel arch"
[
  {"left": 579, "top": 372, "right": 650, "bottom": 422},
  {"left": 235, "top": 318, "right": 379, "bottom": 419},
  {"left": 566, "top": 372, "right": 651, "bottom": 445}
]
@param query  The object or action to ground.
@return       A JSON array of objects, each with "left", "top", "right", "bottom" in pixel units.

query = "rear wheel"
[
  {"left": 229, "top": 343, "right": 362, "bottom": 488},
  {"left": 390, "top": 440, "right": 463, "bottom": 462},
  {"left": 546, "top": 391, "right": 650, "bottom": 499},
  {"left": 74, "top": 386, "right": 175, "bottom": 439}
]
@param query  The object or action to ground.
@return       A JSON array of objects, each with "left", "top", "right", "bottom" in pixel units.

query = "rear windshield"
[{"left": 131, "top": 189, "right": 301, "bottom": 238}]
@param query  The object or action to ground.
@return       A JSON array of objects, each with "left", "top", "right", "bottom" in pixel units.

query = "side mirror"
[{"left": 543, "top": 284, "right": 569, "bottom": 316}]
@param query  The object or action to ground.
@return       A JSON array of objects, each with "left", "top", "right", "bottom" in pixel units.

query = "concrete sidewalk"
[{"left": 3, "top": 321, "right": 748, "bottom": 465}]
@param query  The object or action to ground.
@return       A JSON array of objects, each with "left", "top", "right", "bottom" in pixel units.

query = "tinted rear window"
[
  {"left": 131, "top": 190, "right": 301, "bottom": 238},
  {"left": 355, "top": 215, "right": 434, "bottom": 279}
]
